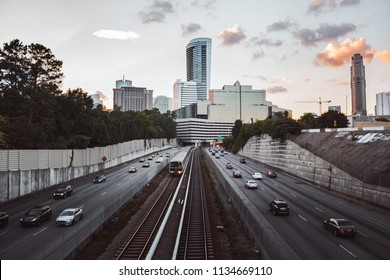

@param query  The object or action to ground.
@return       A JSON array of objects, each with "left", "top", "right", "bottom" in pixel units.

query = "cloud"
[
  {"left": 375, "top": 50, "right": 390, "bottom": 63},
  {"left": 181, "top": 23, "right": 202, "bottom": 36},
  {"left": 93, "top": 29, "right": 140, "bottom": 40},
  {"left": 293, "top": 23, "right": 356, "bottom": 47},
  {"left": 218, "top": 24, "right": 246, "bottom": 46},
  {"left": 267, "top": 86, "right": 288, "bottom": 94},
  {"left": 138, "top": 0, "right": 175, "bottom": 23},
  {"left": 271, "top": 77, "right": 294, "bottom": 85},
  {"left": 252, "top": 50, "right": 265, "bottom": 60},
  {"left": 190, "top": 0, "right": 218, "bottom": 10},
  {"left": 251, "top": 34, "right": 283, "bottom": 47},
  {"left": 307, "top": 0, "right": 360, "bottom": 15},
  {"left": 267, "top": 17, "right": 297, "bottom": 32},
  {"left": 314, "top": 38, "right": 376, "bottom": 67}
]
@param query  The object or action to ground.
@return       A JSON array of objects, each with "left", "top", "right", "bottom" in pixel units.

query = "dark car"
[
  {"left": 240, "top": 158, "right": 246, "bottom": 163},
  {"left": 20, "top": 206, "right": 52, "bottom": 226},
  {"left": 94, "top": 175, "right": 106, "bottom": 183},
  {"left": 53, "top": 185, "right": 73, "bottom": 199},
  {"left": 269, "top": 199, "right": 289, "bottom": 216},
  {"left": 233, "top": 170, "right": 242, "bottom": 178},
  {"left": 266, "top": 171, "right": 277, "bottom": 178},
  {"left": 323, "top": 218, "right": 357, "bottom": 237},
  {"left": 0, "top": 211, "right": 9, "bottom": 228}
]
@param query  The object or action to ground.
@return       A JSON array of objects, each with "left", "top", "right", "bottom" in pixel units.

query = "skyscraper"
[
  {"left": 113, "top": 78, "right": 153, "bottom": 112},
  {"left": 186, "top": 37, "right": 211, "bottom": 101},
  {"left": 351, "top": 53, "right": 367, "bottom": 116}
]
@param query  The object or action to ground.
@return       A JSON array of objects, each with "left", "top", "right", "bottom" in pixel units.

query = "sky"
[{"left": 1, "top": 0, "right": 389, "bottom": 119}]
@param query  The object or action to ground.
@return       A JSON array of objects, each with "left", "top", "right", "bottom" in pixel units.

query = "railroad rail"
[{"left": 175, "top": 149, "right": 214, "bottom": 259}]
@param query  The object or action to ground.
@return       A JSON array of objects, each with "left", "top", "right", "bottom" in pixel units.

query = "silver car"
[
  {"left": 56, "top": 208, "right": 83, "bottom": 226},
  {"left": 245, "top": 180, "right": 258, "bottom": 189}
]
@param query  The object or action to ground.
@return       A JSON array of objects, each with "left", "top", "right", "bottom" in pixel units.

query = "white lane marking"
[
  {"left": 290, "top": 193, "right": 296, "bottom": 197},
  {"left": 0, "top": 231, "right": 7, "bottom": 236},
  {"left": 101, "top": 192, "right": 107, "bottom": 196},
  {"left": 315, "top": 207, "right": 324, "bottom": 213},
  {"left": 299, "top": 215, "right": 307, "bottom": 222},
  {"left": 339, "top": 244, "right": 357, "bottom": 258},
  {"left": 33, "top": 227, "right": 47, "bottom": 237},
  {"left": 358, "top": 231, "right": 368, "bottom": 238},
  {"left": 261, "top": 187, "right": 265, "bottom": 191}
]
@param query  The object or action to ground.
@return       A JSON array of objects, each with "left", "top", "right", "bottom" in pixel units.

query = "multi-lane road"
[
  {"left": 1, "top": 146, "right": 389, "bottom": 260},
  {"left": 0, "top": 149, "right": 178, "bottom": 260},
  {"left": 208, "top": 149, "right": 390, "bottom": 259}
]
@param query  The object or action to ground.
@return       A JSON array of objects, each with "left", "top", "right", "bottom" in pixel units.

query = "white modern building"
[
  {"left": 208, "top": 81, "right": 287, "bottom": 123},
  {"left": 173, "top": 79, "right": 199, "bottom": 109},
  {"left": 175, "top": 118, "right": 234, "bottom": 146},
  {"left": 376, "top": 91, "right": 390, "bottom": 115},
  {"left": 153, "top": 95, "right": 172, "bottom": 114}
]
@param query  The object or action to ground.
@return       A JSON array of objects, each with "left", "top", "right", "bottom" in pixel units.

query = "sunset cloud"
[
  {"left": 313, "top": 38, "right": 387, "bottom": 67},
  {"left": 267, "top": 86, "right": 288, "bottom": 94},
  {"left": 218, "top": 24, "right": 246, "bottom": 46},
  {"left": 307, "top": 0, "right": 360, "bottom": 15}
]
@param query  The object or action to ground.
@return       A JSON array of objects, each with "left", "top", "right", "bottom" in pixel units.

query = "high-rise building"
[
  {"left": 186, "top": 37, "right": 212, "bottom": 101},
  {"left": 153, "top": 95, "right": 172, "bottom": 114},
  {"left": 113, "top": 79, "right": 153, "bottom": 112},
  {"left": 351, "top": 54, "right": 367, "bottom": 116},
  {"left": 173, "top": 79, "right": 199, "bottom": 109},
  {"left": 116, "top": 76, "right": 132, "bottom": 89},
  {"left": 376, "top": 91, "right": 390, "bottom": 115}
]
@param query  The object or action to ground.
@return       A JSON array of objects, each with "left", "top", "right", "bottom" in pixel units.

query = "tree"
[
  {"left": 298, "top": 112, "right": 319, "bottom": 129},
  {"left": 232, "top": 119, "right": 243, "bottom": 140},
  {"left": 317, "top": 110, "right": 349, "bottom": 128}
]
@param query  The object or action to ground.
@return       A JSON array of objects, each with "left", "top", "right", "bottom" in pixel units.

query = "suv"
[
  {"left": 20, "top": 206, "right": 52, "bottom": 226},
  {"left": 268, "top": 199, "right": 289, "bottom": 216},
  {"left": 53, "top": 185, "right": 73, "bottom": 199}
]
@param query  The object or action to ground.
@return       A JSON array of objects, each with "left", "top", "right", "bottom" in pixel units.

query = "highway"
[
  {"left": 0, "top": 149, "right": 178, "bottom": 260},
  {"left": 207, "top": 149, "right": 390, "bottom": 259}
]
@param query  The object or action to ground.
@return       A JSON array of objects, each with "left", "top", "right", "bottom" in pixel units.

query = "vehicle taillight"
[{"left": 339, "top": 228, "right": 344, "bottom": 232}]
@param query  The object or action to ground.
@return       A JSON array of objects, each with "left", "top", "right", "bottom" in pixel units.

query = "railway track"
[
  {"left": 114, "top": 175, "right": 180, "bottom": 260},
  {"left": 175, "top": 149, "right": 214, "bottom": 259},
  {"left": 113, "top": 148, "right": 214, "bottom": 260}
]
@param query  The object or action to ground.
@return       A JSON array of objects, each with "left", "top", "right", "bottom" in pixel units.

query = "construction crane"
[{"left": 295, "top": 97, "right": 331, "bottom": 115}]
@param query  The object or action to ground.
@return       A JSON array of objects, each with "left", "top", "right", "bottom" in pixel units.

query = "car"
[
  {"left": 233, "top": 170, "right": 242, "bottom": 178},
  {"left": 226, "top": 163, "right": 233, "bottom": 169},
  {"left": 266, "top": 171, "right": 277, "bottom": 178},
  {"left": 252, "top": 172, "right": 263, "bottom": 180},
  {"left": 128, "top": 166, "right": 137, "bottom": 173},
  {"left": 165, "top": 153, "right": 170, "bottom": 157},
  {"left": 323, "top": 218, "right": 357, "bottom": 237},
  {"left": 20, "top": 206, "right": 52, "bottom": 226},
  {"left": 268, "top": 199, "right": 289, "bottom": 216},
  {"left": 240, "top": 158, "right": 246, "bottom": 163},
  {"left": 0, "top": 211, "right": 9, "bottom": 228},
  {"left": 155, "top": 157, "right": 163, "bottom": 163},
  {"left": 139, "top": 158, "right": 145, "bottom": 162},
  {"left": 94, "top": 174, "right": 106, "bottom": 183},
  {"left": 245, "top": 180, "right": 258, "bottom": 189},
  {"left": 148, "top": 156, "right": 153, "bottom": 161},
  {"left": 142, "top": 162, "right": 150, "bottom": 167},
  {"left": 215, "top": 155, "right": 220, "bottom": 159},
  {"left": 53, "top": 185, "right": 73, "bottom": 199},
  {"left": 56, "top": 208, "right": 83, "bottom": 226}
]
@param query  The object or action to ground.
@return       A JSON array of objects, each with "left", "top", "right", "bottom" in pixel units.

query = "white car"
[
  {"left": 155, "top": 157, "right": 163, "bottom": 163},
  {"left": 252, "top": 172, "right": 263, "bottom": 180},
  {"left": 245, "top": 180, "right": 258, "bottom": 189},
  {"left": 56, "top": 208, "right": 83, "bottom": 226}
]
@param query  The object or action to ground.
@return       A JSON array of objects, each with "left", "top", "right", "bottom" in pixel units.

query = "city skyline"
[{"left": 1, "top": 0, "right": 389, "bottom": 118}]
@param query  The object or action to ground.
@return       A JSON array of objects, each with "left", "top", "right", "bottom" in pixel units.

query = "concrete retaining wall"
[
  {"left": 240, "top": 135, "right": 390, "bottom": 210},
  {"left": 0, "top": 139, "right": 176, "bottom": 203}
]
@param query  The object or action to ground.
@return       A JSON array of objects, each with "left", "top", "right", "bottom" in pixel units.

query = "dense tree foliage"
[
  {"left": 0, "top": 40, "right": 176, "bottom": 149},
  {"left": 317, "top": 110, "right": 349, "bottom": 128}
]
